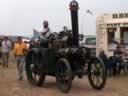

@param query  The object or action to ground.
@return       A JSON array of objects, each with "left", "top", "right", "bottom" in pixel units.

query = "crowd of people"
[
  {"left": 99, "top": 44, "right": 128, "bottom": 77},
  {"left": 0, "top": 20, "right": 51, "bottom": 80},
  {"left": 0, "top": 36, "right": 28, "bottom": 80}
]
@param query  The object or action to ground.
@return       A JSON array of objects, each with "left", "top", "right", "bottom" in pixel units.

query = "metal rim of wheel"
[
  {"left": 25, "top": 52, "right": 45, "bottom": 86},
  {"left": 56, "top": 58, "right": 73, "bottom": 93},
  {"left": 88, "top": 57, "right": 107, "bottom": 90}
]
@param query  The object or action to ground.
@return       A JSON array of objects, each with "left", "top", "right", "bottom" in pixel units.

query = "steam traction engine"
[{"left": 25, "top": 0, "right": 107, "bottom": 93}]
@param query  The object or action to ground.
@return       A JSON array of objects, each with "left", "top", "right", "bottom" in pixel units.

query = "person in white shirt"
[
  {"left": 1, "top": 36, "right": 12, "bottom": 68},
  {"left": 40, "top": 20, "right": 51, "bottom": 39},
  {"left": 34, "top": 20, "right": 51, "bottom": 47}
]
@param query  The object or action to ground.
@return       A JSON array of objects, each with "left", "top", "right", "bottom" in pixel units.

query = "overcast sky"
[{"left": 0, "top": 0, "right": 127, "bottom": 36}]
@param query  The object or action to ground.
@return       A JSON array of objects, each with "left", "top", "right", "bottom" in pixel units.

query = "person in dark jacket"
[
  {"left": 99, "top": 50, "right": 108, "bottom": 66},
  {"left": 113, "top": 45, "right": 123, "bottom": 75},
  {"left": 99, "top": 50, "right": 108, "bottom": 74},
  {"left": 114, "top": 45, "right": 123, "bottom": 56}
]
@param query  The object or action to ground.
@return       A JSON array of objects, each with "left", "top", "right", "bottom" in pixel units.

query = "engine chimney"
[{"left": 69, "top": 0, "right": 79, "bottom": 46}]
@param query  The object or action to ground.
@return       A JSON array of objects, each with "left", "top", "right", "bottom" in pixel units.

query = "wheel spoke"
[
  {"left": 34, "top": 73, "right": 36, "bottom": 80},
  {"left": 94, "top": 63, "right": 98, "bottom": 70},
  {"left": 97, "top": 64, "right": 102, "bottom": 71},
  {"left": 90, "top": 63, "right": 96, "bottom": 74},
  {"left": 92, "top": 75, "right": 97, "bottom": 84},
  {"left": 95, "top": 63, "right": 103, "bottom": 86},
  {"left": 30, "top": 64, "right": 34, "bottom": 71},
  {"left": 98, "top": 75, "right": 103, "bottom": 86},
  {"left": 96, "top": 77, "right": 100, "bottom": 86},
  {"left": 92, "top": 63, "right": 96, "bottom": 71}
]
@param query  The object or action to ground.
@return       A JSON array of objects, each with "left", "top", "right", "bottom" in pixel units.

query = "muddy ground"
[{"left": 0, "top": 58, "right": 128, "bottom": 96}]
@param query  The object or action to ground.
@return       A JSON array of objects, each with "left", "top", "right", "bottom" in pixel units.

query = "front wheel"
[
  {"left": 88, "top": 57, "right": 107, "bottom": 90},
  {"left": 56, "top": 58, "right": 73, "bottom": 93},
  {"left": 25, "top": 52, "right": 45, "bottom": 86}
]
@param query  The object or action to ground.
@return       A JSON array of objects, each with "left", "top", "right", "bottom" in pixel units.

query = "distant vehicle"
[
  {"left": 80, "top": 35, "right": 96, "bottom": 48},
  {"left": 80, "top": 35, "right": 96, "bottom": 56}
]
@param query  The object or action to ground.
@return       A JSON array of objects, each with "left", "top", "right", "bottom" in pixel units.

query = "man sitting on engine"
[{"left": 34, "top": 20, "right": 51, "bottom": 48}]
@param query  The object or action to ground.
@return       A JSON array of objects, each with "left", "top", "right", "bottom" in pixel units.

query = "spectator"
[
  {"left": 13, "top": 37, "right": 27, "bottom": 80},
  {"left": 114, "top": 45, "right": 123, "bottom": 56},
  {"left": 113, "top": 45, "right": 123, "bottom": 75},
  {"left": 99, "top": 50, "right": 108, "bottom": 74},
  {"left": 99, "top": 50, "right": 108, "bottom": 66},
  {"left": 108, "top": 56, "right": 116, "bottom": 76},
  {"left": 1, "top": 36, "right": 12, "bottom": 68},
  {"left": 0, "top": 39, "right": 2, "bottom": 65}
]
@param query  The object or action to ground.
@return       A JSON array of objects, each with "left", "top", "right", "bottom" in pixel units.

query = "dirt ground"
[{"left": 0, "top": 58, "right": 128, "bottom": 96}]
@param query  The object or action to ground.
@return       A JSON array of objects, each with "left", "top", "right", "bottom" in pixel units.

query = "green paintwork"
[{"left": 46, "top": 48, "right": 57, "bottom": 74}]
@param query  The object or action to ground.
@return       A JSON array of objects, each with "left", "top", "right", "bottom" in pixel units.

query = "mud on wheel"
[
  {"left": 56, "top": 58, "right": 73, "bottom": 93},
  {"left": 25, "top": 51, "right": 45, "bottom": 86},
  {"left": 88, "top": 57, "right": 107, "bottom": 90}
]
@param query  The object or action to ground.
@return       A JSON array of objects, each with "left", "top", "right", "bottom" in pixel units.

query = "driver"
[
  {"left": 40, "top": 20, "right": 51, "bottom": 39},
  {"left": 34, "top": 20, "right": 51, "bottom": 47}
]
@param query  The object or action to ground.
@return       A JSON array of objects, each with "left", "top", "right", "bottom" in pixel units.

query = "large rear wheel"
[
  {"left": 56, "top": 58, "right": 73, "bottom": 93},
  {"left": 25, "top": 52, "right": 45, "bottom": 86},
  {"left": 88, "top": 57, "right": 107, "bottom": 90}
]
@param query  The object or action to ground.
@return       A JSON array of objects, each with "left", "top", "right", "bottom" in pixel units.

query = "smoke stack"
[{"left": 69, "top": 0, "right": 79, "bottom": 46}]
